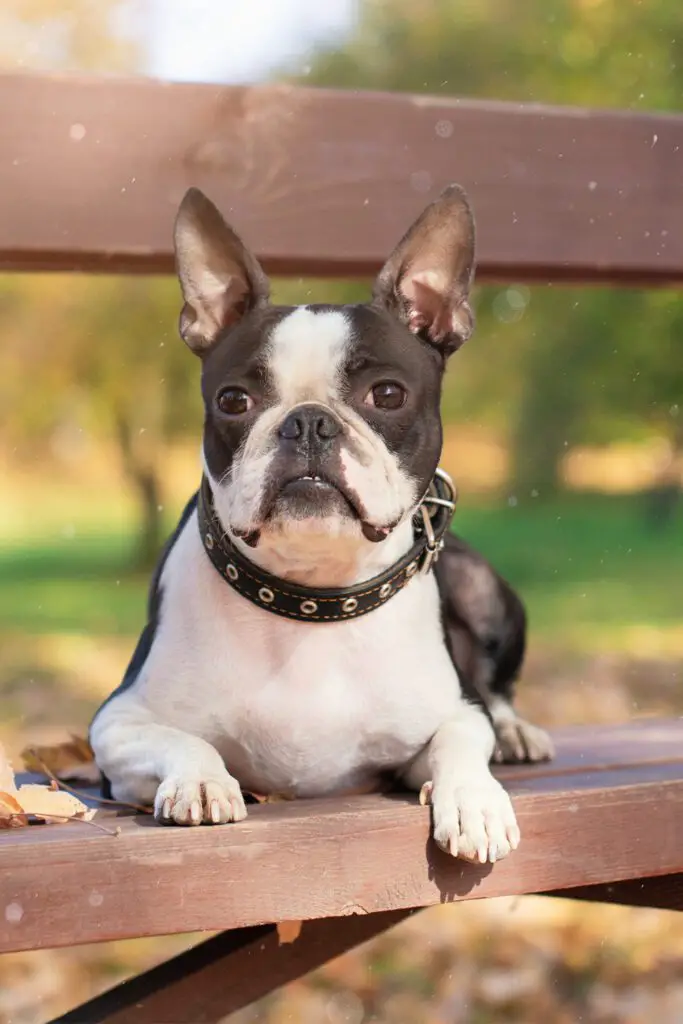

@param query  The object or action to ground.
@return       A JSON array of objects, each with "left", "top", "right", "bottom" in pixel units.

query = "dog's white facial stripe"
[{"left": 268, "top": 307, "right": 351, "bottom": 407}]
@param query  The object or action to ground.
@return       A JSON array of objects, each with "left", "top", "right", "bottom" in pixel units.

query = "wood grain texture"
[
  {"left": 1, "top": 720, "right": 682, "bottom": 955},
  {"left": 50, "top": 911, "right": 413, "bottom": 1024},
  {"left": 2, "top": 73, "right": 683, "bottom": 282}
]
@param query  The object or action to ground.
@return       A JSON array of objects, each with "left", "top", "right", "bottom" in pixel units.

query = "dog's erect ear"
[
  {"left": 174, "top": 188, "right": 270, "bottom": 354},
  {"left": 372, "top": 184, "right": 476, "bottom": 356}
]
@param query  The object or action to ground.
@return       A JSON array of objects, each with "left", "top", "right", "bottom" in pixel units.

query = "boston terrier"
[{"left": 90, "top": 184, "right": 552, "bottom": 864}]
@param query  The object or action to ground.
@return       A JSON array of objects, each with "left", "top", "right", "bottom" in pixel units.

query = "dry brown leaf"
[
  {"left": 0, "top": 742, "right": 18, "bottom": 794},
  {"left": 16, "top": 784, "right": 96, "bottom": 824},
  {"left": 21, "top": 735, "right": 100, "bottom": 784},
  {"left": 0, "top": 790, "right": 28, "bottom": 829},
  {"left": 277, "top": 920, "right": 303, "bottom": 945}
]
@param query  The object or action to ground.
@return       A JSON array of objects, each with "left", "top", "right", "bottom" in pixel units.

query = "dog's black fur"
[{"left": 436, "top": 534, "right": 525, "bottom": 708}]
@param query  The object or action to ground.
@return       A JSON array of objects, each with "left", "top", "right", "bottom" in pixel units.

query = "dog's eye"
[
  {"left": 365, "top": 382, "right": 407, "bottom": 410},
  {"left": 216, "top": 387, "right": 253, "bottom": 416}
]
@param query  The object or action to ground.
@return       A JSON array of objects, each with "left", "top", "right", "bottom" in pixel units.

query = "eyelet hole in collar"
[{"left": 300, "top": 599, "right": 318, "bottom": 616}]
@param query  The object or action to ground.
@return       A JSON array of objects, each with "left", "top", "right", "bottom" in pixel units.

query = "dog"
[{"left": 90, "top": 184, "right": 552, "bottom": 864}]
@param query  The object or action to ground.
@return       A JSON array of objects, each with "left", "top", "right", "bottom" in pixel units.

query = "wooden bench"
[{"left": 1, "top": 72, "right": 682, "bottom": 1022}]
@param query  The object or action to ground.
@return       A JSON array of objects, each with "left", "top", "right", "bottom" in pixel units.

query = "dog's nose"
[{"left": 278, "top": 405, "right": 341, "bottom": 444}]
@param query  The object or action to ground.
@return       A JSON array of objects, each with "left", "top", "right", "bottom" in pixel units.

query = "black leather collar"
[{"left": 196, "top": 470, "right": 456, "bottom": 623}]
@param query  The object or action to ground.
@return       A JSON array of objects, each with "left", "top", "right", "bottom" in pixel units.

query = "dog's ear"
[
  {"left": 372, "top": 184, "right": 476, "bottom": 356},
  {"left": 174, "top": 188, "right": 270, "bottom": 354}
]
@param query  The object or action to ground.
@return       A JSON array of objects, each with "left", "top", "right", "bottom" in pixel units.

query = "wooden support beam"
[
  {"left": 550, "top": 873, "right": 683, "bottom": 913},
  {"left": 1, "top": 74, "right": 683, "bottom": 282},
  {"left": 50, "top": 910, "right": 412, "bottom": 1023}
]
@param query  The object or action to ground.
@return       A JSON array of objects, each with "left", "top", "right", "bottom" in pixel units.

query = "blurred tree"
[
  {"left": 304, "top": 0, "right": 683, "bottom": 111},
  {"left": 602, "top": 290, "right": 683, "bottom": 523},
  {"left": 72, "top": 277, "right": 200, "bottom": 565},
  {"left": 0, "top": 274, "right": 200, "bottom": 565}
]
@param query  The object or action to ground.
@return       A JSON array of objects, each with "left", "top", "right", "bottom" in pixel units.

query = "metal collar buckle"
[{"left": 418, "top": 468, "right": 457, "bottom": 576}]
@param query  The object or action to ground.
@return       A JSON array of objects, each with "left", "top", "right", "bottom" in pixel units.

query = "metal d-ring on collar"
[
  {"left": 196, "top": 469, "right": 457, "bottom": 624},
  {"left": 419, "top": 467, "right": 457, "bottom": 576}
]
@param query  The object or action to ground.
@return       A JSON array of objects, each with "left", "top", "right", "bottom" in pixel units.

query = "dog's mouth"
[
  {"left": 232, "top": 470, "right": 394, "bottom": 547},
  {"left": 276, "top": 470, "right": 357, "bottom": 514},
  {"left": 278, "top": 473, "right": 396, "bottom": 543},
  {"left": 284, "top": 472, "right": 336, "bottom": 487}
]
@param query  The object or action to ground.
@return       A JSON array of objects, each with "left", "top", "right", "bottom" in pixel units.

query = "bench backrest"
[{"left": 1, "top": 73, "right": 683, "bottom": 283}]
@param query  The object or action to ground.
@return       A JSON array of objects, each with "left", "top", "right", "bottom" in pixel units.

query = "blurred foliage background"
[{"left": 1, "top": 1, "right": 682, "bottom": 1022}]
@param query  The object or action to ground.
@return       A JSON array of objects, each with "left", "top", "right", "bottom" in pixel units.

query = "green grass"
[
  {"left": 0, "top": 532, "right": 148, "bottom": 635},
  {"left": 0, "top": 494, "right": 680, "bottom": 652},
  {"left": 455, "top": 493, "right": 682, "bottom": 647}
]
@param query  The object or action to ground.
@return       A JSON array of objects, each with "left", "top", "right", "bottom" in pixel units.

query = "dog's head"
[{"left": 174, "top": 185, "right": 475, "bottom": 575}]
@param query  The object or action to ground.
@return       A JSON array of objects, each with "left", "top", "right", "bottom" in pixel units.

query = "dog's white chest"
[{"left": 141, "top": 516, "right": 461, "bottom": 796}]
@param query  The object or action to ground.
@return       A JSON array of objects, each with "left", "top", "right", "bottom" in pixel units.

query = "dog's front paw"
[
  {"left": 421, "top": 776, "right": 520, "bottom": 864},
  {"left": 493, "top": 716, "right": 555, "bottom": 764},
  {"left": 154, "top": 771, "right": 247, "bottom": 826}
]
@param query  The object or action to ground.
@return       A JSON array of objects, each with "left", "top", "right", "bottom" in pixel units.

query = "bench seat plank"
[{"left": 1, "top": 719, "right": 681, "bottom": 955}]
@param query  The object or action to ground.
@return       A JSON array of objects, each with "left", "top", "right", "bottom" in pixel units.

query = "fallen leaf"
[
  {"left": 0, "top": 791, "right": 28, "bottom": 829},
  {"left": 16, "top": 784, "right": 96, "bottom": 823},
  {"left": 21, "top": 735, "right": 101, "bottom": 784},
  {"left": 277, "top": 920, "right": 303, "bottom": 944},
  {"left": 0, "top": 743, "right": 18, "bottom": 794}
]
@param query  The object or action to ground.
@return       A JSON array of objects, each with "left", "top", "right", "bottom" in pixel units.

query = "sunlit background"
[{"left": 1, "top": 1, "right": 682, "bottom": 1021}]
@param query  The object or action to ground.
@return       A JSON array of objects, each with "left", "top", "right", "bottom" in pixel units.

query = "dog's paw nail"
[
  {"left": 507, "top": 822, "right": 521, "bottom": 850},
  {"left": 190, "top": 800, "right": 202, "bottom": 824},
  {"left": 419, "top": 781, "right": 433, "bottom": 806},
  {"left": 230, "top": 799, "right": 247, "bottom": 822},
  {"left": 210, "top": 799, "right": 221, "bottom": 824},
  {"left": 162, "top": 798, "right": 172, "bottom": 819}
]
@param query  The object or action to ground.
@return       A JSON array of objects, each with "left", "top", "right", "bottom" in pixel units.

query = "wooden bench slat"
[
  {"left": 2, "top": 74, "right": 683, "bottom": 282},
  {"left": 1, "top": 721, "right": 682, "bottom": 955}
]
